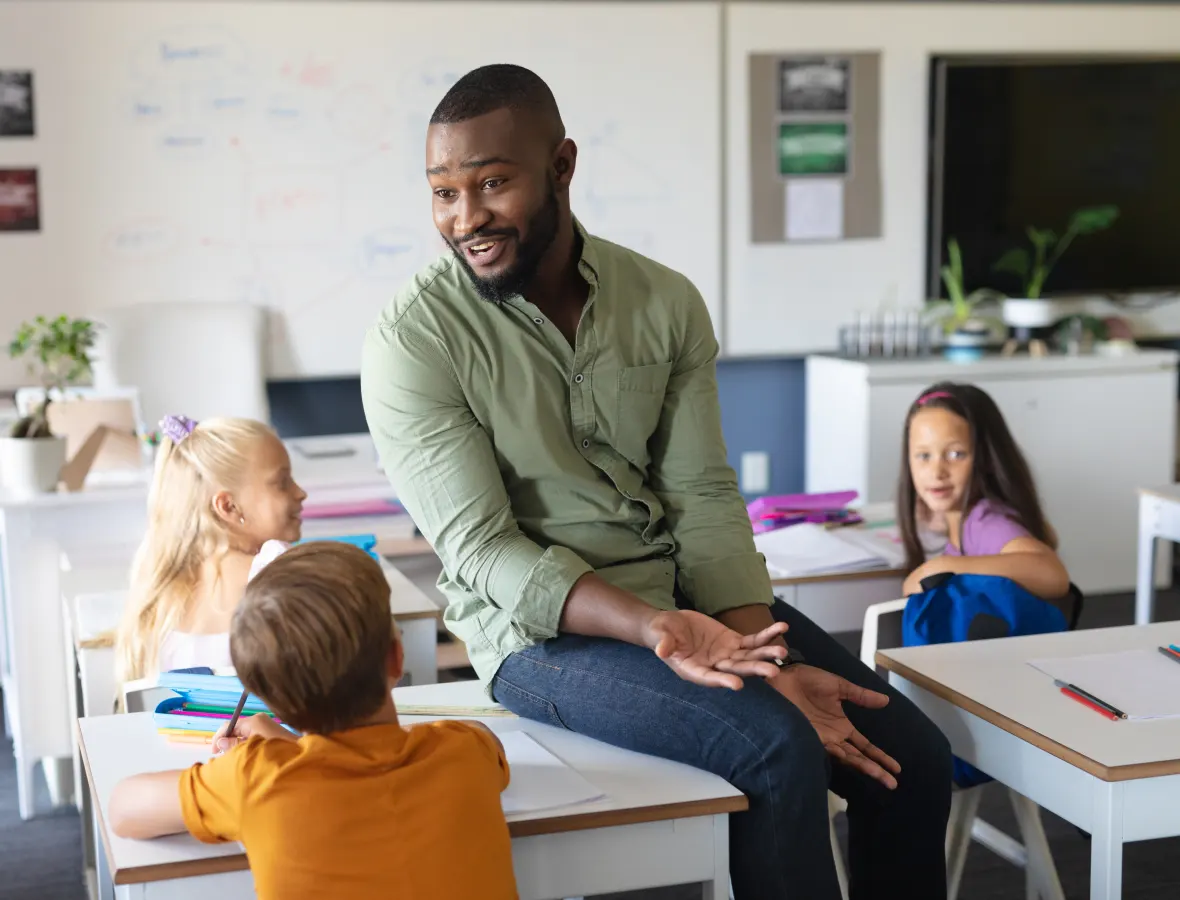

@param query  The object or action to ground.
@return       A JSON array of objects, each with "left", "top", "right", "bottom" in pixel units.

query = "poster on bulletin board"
[{"left": 749, "top": 53, "right": 881, "bottom": 244}]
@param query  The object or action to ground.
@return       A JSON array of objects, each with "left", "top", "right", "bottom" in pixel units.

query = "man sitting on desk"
[{"left": 361, "top": 64, "right": 951, "bottom": 899}]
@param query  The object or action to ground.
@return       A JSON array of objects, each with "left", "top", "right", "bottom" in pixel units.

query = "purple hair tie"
[{"left": 160, "top": 414, "right": 198, "bottom": 444}]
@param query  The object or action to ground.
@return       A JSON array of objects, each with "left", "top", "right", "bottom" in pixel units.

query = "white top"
[
  {"left": 878, "top": 622, "right": 1180, "bottom": 775},
  {"left": 156, "top": 541, "right": 288, "bottom": 675},
  {"left": 79, "top": 712, "right": 744, "bottom": 885},
  {"left": 812, "top": 347, "right": 1179, "bottom": 382}
]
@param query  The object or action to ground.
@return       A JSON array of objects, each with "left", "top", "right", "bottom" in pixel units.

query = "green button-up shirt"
[{"left": 360, "top": 223, "right": 773, "bottom": 686}]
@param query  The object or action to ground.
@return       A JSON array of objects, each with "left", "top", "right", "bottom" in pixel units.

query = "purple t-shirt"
[{"left": 945, "top": 501, "right": 1030, "bottom": 557}]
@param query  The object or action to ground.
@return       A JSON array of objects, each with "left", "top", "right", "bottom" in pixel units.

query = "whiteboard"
[{"left": 0, "top": 1, "right": 721, "bottom": 378}]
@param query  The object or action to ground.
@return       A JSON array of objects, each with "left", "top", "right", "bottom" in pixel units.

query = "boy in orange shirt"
[{"left": 108, "top": 541, "right": 518, "bottom": 900}]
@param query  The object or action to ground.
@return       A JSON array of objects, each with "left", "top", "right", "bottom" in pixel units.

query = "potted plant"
[
  {"left": 926, "top": 238, "right": 1002, "bottom": 362},
  {"left": 0, "top": 315, "right": 99, "bottom": 495},
  {"left": 992, "top": 205, "right": 1120, "bottom": 326}
]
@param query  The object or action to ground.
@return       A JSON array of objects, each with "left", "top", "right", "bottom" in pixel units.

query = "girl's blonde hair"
[{"left": 115, "top": 416, "right": 275, "bottom": 684}]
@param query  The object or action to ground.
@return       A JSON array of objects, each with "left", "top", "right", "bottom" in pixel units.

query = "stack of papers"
[
  {"left": 499, "top": 732, "right": 605, "bottom": 814},
  {"left": 754, "top": 522, "right": 900, "bottom": 578},
  {"left": 1028, "top": 649, "right": 1180, "bottom": 720}
]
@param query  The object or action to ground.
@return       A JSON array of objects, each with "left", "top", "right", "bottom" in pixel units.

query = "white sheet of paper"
[
  {"left": 754, "top": 522, "right": 888, "bottom": 578},
  {"left": 785, "top": 178, "right": 844, "bottom": 241},
  {"left": 1028, "top": 648, "right": 1180, "bottom": 720},
  {"left": 499, "top": 731, "right": 606, "bottom": 814}
]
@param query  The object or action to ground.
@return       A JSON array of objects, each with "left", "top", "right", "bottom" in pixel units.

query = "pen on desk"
[
  {"left": 1159, "top": 646, "right": 1180, "bottom": 665},
  {"left": 1059, "top": 686, "right": 1119, "bottom": 721},
  {"left": 1053, "top": 680, "right": 1127, "bottom": 719},
  {"left": 1168, "top": 644, "right": 1180, "bottom": 656}
]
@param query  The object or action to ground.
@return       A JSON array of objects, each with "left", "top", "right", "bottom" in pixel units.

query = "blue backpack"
[{"left": 902, "top": 573, "right": 1076, "bottom": 787}]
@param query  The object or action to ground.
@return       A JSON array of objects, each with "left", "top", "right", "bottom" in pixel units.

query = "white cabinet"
[{"left": 805, "top": 351, "right": 1179, "bottom": 594}]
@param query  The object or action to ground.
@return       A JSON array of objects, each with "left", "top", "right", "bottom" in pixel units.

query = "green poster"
[{"left": 778, "top": 122, "right": 848, "bottom": 176}]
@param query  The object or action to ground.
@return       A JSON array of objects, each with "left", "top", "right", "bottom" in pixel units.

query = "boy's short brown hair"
[{"left": 230, "top": 542, "right": 394, "bottom": 734}]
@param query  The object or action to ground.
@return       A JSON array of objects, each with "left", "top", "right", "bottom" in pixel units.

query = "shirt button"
[
  {"left": 581, "top": 439, "right": 590, "bottom": 449},
  {"left": 533, "top": 317, "right": 544, "bottom": 325},
  {"left": 574, "top": 374, "right": 584, "bottom": 384}
]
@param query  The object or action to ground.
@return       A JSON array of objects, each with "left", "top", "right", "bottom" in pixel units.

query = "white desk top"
[
  {"left": 1139, "top": 483, "right": 1180, "bottom": 504},
  {"left": 0, "top": 440, "right": 394, "bottom": 510},
  {"left": 80, "top": 711, "right": 744, "bottom": 885},
  {"left": 878, "top": 622, "right": 1180, "bottom": 781},
  {"left": 813, "top": 347, "right": 1180, "bottom": 381}
]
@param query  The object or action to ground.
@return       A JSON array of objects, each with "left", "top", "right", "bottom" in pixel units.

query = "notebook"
[
  {"left": 499, "top": 731, "right": 605, "bottom": 814},
  {"left": 1028, "top": 648, "right": 1180, "bottom": 720},
  {"left": 754, "top": 522, "right": 892, "bottom": 578}
]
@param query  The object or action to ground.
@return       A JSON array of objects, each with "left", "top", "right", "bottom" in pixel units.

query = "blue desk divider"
[{"left": 295, "top": 533, "right": 380, "bottom": 561}]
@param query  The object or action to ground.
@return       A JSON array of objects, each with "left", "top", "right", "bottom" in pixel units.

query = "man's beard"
[{"left": 446, "top": 183, "right": 560, "bottom": 304}]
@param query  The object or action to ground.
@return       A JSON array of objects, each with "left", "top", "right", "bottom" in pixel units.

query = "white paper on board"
[{"left": 785, "top": 178, "right": 844, "bottom": 241}]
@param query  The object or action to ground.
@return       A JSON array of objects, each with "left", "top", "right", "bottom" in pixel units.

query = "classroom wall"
[
  {"left": 724, "top": 1, "right": 1180, "bottom": 356},
  {"left": 5, "top": 0, "right": 1180, "bottom": 486}
]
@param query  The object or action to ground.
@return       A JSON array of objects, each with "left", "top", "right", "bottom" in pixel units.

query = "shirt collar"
[{"left": 573, "top": 216, "right": 600, "bottom": 287}]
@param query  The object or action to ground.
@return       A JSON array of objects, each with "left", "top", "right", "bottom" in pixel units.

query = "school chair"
[
  {"left": 854, "top": 597, "right": 1068, "bottom": 900},
  {"left": 90, "top": 300, "right": 270, "bottom": 429}
]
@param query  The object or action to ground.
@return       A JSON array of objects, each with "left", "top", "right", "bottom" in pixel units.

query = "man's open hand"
[
  {"left": 772, "top": 666, "right": 901, "bottom": 789},
  {"left": 643, "top": 609, "right": 788, "bottom": 690}
]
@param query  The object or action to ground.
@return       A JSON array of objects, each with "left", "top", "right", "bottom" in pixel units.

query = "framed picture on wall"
[
  {"left": 0, "top": 71, "right": 35, "bottom": 137},
  {"left": 778, "top": 57, "right": 850, "bottom": 114},
  {"left": 0, "top": 168, "right": 40, "bottom": 231}
]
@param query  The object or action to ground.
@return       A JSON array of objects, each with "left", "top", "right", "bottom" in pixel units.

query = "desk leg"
[
  {"left": 1090, "top": 781, "right": 1124, "bottom": 900},
  {"left": 1136, "top": 498, "right": 1159, "bottom": 626},
  {"left": 397, "top": 618, "right": 438, "bottom": 687},
  {"left": 702, "top": 813, "right": 730, "bottom": 900}
]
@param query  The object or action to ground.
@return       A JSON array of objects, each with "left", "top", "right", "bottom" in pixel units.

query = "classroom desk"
[
  {"left": 770, "top": 565, "right": 905, "bottom": 633},
  {"left": 80, "top": 712, "right": 745, "bottom": 900},
  {"left": 1134, "top": 484, "right": 1180, "bottom": 625},
  {"left": 0, "top": 448, "right": 410, "bottom": 820},
  {"left": 878, "top": 623, "right": 1180, "bottom": 900}
]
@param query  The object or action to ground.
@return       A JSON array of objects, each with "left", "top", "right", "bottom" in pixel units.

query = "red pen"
[{"left": 1060, "top": 686, "right": 1119, "bottom": 721}]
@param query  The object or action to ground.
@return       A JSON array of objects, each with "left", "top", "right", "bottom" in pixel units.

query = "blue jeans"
[{"left": 491, "top": 600, "right": 952, "bottom": 900}]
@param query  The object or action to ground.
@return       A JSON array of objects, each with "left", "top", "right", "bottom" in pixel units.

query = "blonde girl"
[{"left": 115, "top": 414, "right": 307, "bottom": 683}]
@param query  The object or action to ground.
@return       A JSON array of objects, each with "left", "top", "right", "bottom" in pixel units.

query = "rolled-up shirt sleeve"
[
  {"left": 361, "top": 322, "right": 592, "bottom": 639},
  {"left": 647, "top": 281, "right": 774, "bottom": 616}
]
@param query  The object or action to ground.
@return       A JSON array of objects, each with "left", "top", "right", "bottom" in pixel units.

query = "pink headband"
[{"left": 918, "top": 391, "right": 952, "bottom": 405}]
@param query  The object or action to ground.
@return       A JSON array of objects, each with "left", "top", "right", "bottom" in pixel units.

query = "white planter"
[
  {"left": 0, "top": 435, "right": 67, "bottom": 495},
  {"left": 1001, "top": 298, "right": 1083, "bottom": 329}
]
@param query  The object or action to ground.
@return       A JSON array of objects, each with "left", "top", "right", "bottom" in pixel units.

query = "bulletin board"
[{"left": 748, "top": 52, "right": 882, "bottom": 244}]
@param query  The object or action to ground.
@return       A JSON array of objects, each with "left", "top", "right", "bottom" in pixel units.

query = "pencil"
[
  {"left": 225, "top": 689, "right": 250, "bottom": 738},
  {"left": 1063, "top": 683, "right": 1127, "bottom": 719},
  {"left": 1059, "top": 686, "right": 1119, "bottom": 721}
]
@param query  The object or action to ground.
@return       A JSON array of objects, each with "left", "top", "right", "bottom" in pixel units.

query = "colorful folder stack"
[
  {"left": 151, "top": 672, "right": 294, "bottom": 743},
  {"left": 747, "top": 491, "right": 862, "bottom": 534}
]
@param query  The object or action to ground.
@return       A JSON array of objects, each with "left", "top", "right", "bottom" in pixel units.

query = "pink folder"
[
  {"left": 746, "top": 491, "right": 858, "bottom": 521},
  {"left": 301, "top": 498, "right": 403, "bottom": 519}
]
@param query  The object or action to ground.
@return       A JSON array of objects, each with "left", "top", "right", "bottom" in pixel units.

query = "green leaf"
[
  {"left": 1069, "top": 205, "right": 1120, "bottom": 234},
  {"left": 946, "top": 237, "right": 964, "bottom": 289},
  {"left": 993, "top": 248, "right": 1031, "bottom": 279},
  {"left": 1026, "top": 227, "right": 1057, "bottom": 252}
]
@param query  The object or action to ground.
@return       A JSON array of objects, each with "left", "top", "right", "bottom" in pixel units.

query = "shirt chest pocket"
[{"left": 612, "top": 362, "right": 673, "bottom": 469}]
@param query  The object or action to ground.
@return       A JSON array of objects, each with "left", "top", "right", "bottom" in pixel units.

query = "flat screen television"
[{"left": 927, "top": 56, "right": 1180, "bottom": 302}]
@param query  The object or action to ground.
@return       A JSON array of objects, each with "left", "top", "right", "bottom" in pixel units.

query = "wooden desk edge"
[
  {"left": 79, "top": 714, "right": 747, "bottom": 884},
  {"left": 875, "top": 651, "right": 1180, "bottom": 783},
  {"left": 375, "top": 536, "right": 434, "bottom": 557},
  {"left": 507, "top": 794, "right": 748, "bottom": 838},
  {"left": 770, "top": 566, "right": 904, "bottom": 587},
  {"left": 391, "top": 607, "right": 441, "bottom": 622}
]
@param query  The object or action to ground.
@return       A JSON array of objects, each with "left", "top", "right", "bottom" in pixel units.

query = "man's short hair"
[
  {"left": 430, "top": 63, "right": 564, "bottom": 142},
  {"left": 231, "top": 542, "right": 394, "bottom": 734}
]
